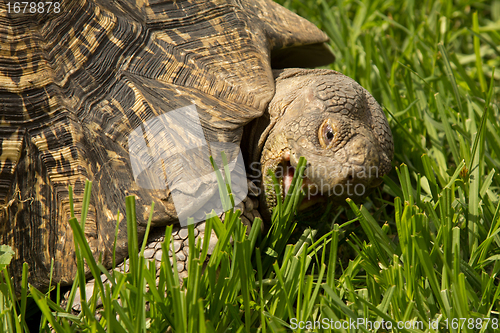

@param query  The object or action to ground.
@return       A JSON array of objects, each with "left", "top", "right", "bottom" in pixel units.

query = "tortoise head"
[{"left": 256, "top": 69, "right": 393, "bottom": 218}]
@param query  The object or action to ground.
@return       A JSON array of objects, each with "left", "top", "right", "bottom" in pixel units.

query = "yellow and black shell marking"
[{"left": 0, "top": 0, "right": 333, "bottom": 289}]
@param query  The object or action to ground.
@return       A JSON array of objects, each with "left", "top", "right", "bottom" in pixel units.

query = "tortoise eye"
[{"left": 323, "top": 124, "right": 335, "bottom": 146}]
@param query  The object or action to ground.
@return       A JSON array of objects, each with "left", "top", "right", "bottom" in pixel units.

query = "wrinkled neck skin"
[
  {"left": 244, "top": 69, "right": 303, "bottom": 166},
  {"left": 245, "top": 68, "right": 393, "bottom": 220}
]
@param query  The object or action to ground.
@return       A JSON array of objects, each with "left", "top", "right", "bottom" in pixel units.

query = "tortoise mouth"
[{"left": 279, "top": 155, "right": 327, "bottom": 210}]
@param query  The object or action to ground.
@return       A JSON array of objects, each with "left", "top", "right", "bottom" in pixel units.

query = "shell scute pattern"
[{"left": 0, "top": 0, "right": 332, "bottom": 289}]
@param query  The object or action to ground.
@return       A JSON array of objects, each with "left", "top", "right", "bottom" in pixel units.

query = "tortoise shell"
[{"left": 0, "top": 0, "right": 334, "bottom": 289}]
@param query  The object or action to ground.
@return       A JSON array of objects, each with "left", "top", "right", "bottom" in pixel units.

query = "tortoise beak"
[{"left": 280, "top": 153, "right": 327, "bottom": 210}]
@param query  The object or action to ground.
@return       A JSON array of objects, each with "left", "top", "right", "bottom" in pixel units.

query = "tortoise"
[{"left": 0, "top": 0, "right": 393, "bottom": 290}]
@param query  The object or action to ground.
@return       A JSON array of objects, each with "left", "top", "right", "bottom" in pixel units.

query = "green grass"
[
  {"left": 274, "top": 0, "right": 500, "bottom": 331},
  {"left": 1, "top": 0, "right": 500, "bottom": 331}
]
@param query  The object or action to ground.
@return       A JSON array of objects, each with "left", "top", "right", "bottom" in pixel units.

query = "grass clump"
[{"left": 0, "top": 157, "right": 318, "bottom": 332}]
